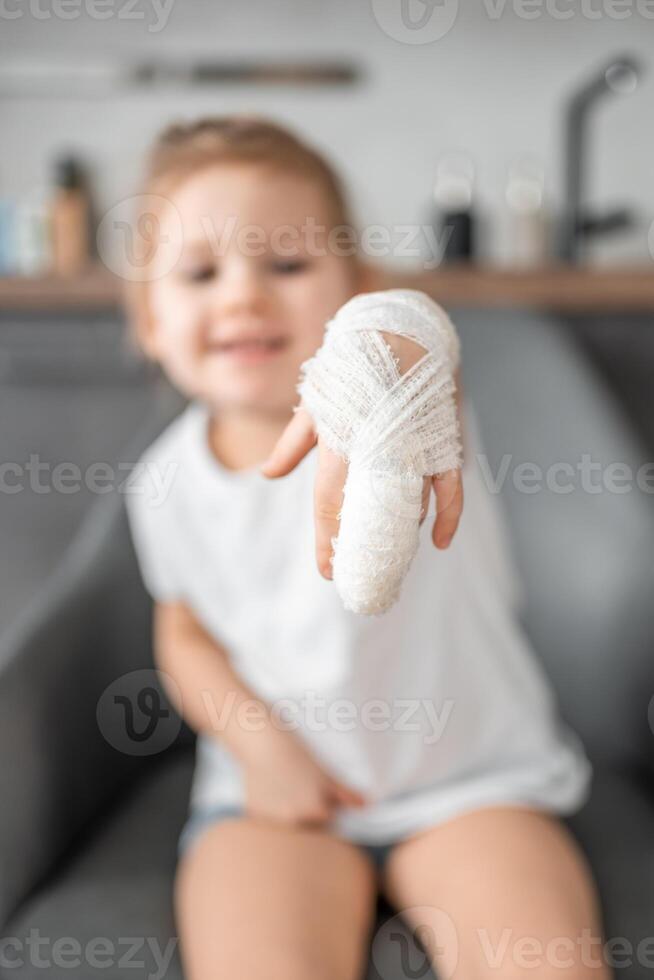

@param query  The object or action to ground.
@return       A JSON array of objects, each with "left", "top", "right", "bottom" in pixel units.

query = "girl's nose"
[{"left": 213, "top": 265, "right": 268, "bottom": 316}]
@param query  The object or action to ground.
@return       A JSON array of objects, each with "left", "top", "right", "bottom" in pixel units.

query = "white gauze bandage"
[{"left": 296, "top": 288, "right": 463, "bottom": 616}]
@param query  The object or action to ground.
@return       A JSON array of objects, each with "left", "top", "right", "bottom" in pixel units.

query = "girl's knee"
[{"left": 267, "top": 948, "right": 361, "bottom": 980}]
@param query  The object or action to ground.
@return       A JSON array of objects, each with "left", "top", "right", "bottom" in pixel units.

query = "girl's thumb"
[{"left": 329, "top": 779, "right": 367, "bottom": 808}]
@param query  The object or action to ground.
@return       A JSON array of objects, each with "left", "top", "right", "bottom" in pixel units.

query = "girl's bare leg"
[
  {"left": 175, "top": 816, "right": 378, "bottom": 980},
  {"left": 380, "top": 805, "right": 612, "bottom": 980}
]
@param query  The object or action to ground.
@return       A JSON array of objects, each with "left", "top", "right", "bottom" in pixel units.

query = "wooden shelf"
[
  {"left": 406, "top": 265, "right": 654, "bottom": 314},
  {"left": 1, "top": 264, "right": 654, "bottom": 313},
  {"left": 0, "top": 267, "right": 121, "bottom": 312}
]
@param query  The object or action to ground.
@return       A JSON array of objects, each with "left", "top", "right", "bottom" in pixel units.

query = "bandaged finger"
[{"left": 297, "top": 288, "right": 463, "bottom": 616}]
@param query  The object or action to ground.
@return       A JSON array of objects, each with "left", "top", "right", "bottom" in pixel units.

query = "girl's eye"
[
  {"left": 271, "top": 259, "right": 308, "bottom": 275},
  {"left": 183, "top": 264, "right": 217, "bottom": 283}
]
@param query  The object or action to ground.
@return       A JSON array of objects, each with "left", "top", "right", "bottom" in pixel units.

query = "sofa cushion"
[{"left": 5, "top": 747, "right": 194, "bottom": 980}]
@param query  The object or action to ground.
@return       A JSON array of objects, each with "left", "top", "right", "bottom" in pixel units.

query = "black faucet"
[{"left": 559, "top": 54, "right": 642, "bottom": 263}]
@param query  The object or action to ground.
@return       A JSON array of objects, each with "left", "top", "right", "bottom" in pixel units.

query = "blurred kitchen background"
[{"left": 1, "top": 0, "right": 653, "bottom": 634}]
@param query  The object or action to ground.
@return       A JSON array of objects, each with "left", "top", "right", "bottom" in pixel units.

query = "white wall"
[{"left": 1, "top": 0, "right": 653, "bottom": 265}]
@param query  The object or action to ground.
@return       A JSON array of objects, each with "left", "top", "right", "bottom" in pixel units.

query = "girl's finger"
[
  {"left": 314, "top": 439, "right": 347, "bottom": 580},
  {"left": 328, "top": 778, "right": 367, "bottom": 808},
  {"left": 298, "top": 802, "right": 332, "bottom": 826},
  {"left": 260, "top": 404, "right": 317, "bottom": 478},
  {"left": 431, "top": 469, "right": 464, "bottom": 549}
]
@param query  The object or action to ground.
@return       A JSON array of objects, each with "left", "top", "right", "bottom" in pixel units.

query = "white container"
[
  {"left": 0, "top": 198, "right": 16, "bottom": 275},
  {"left": 498, "top": 159, "right": 550, "bottom": 268},
  {"left": 14, "top": 188, "right": 51, "bottom": 276}
]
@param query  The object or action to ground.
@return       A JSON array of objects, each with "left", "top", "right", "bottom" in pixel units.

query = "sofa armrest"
[{"left": 0, "top": 431, "right": 193, "bottom": 927}]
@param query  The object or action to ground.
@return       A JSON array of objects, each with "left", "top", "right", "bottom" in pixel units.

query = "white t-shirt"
[{"left": 126, "top": 397, "right": 592, "bottom": 844}]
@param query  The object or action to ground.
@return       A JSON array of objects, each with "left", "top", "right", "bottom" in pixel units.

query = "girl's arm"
[
  {"left": 153, "top": 600, "right": 367, "bottom": 823},
  {"left": 153, "top": 598, "right": 280, "bottom": 764}
]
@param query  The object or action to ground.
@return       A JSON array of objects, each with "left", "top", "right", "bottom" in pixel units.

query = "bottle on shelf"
[
  {"left": 431, "top": 152, "right": 477, "bottom": 265},
  {"left": 50, "top": 155, "right": 92, "bottom": 277}
]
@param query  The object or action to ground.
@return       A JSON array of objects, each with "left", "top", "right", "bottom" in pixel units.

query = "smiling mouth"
[
  {"left": 207, "top": 336, "right": 290, "bottom": 360},
  {"left": 211, "top": 337, "right": 288, "bottom": 352}
]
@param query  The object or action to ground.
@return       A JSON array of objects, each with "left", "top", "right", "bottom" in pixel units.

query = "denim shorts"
[{"left": 177, "top": 804, "right": 395, "bottom": 871}]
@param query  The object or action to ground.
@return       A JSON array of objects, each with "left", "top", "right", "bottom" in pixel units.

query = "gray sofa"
[{"left": 1, "top": 310, "right": 654, "bottom": 979}]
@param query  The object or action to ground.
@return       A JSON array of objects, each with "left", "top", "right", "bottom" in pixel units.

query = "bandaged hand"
[{"left": 261, "top": 289, "right": 464, "bottom": 616}]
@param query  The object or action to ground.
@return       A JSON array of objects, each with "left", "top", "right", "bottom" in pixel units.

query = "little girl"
[{"left": 124, "top": 116, "right": 610, "bottom": 980}]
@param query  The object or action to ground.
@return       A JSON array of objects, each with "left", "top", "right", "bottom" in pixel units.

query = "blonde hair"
[{"left": 122, "top": 114, "right": 360, "bottom": 349}]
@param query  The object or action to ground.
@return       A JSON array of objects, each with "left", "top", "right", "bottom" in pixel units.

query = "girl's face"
[{"left": 145, "top": 163, "right": 360, "bottom": 417}]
